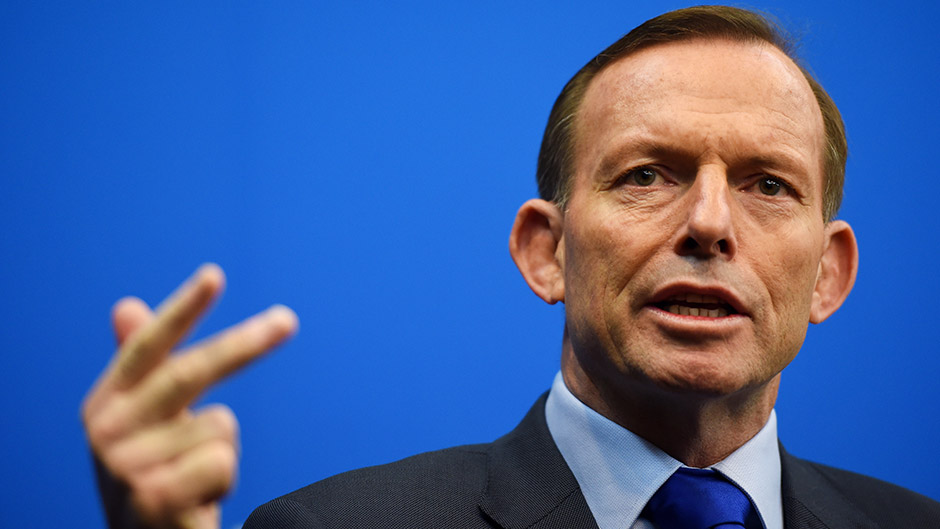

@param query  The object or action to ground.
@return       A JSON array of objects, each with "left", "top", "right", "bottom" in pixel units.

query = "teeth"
[
  {"left": 665, "top": 306, "right": 730, "bottom": 317},
  {"left": 671, "top": 293, "right": 721, "bottom": 304}
]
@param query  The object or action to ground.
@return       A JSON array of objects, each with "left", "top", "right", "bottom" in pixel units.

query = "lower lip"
[{"left": 645, "top": 305, "right": 748, "bottom": 334}]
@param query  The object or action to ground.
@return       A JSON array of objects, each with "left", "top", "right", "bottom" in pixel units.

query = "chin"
[
  {"left": 633, "top": 351, "right": 773, "bottom": 399},
  {"left": 655, "top": 370, "right": 755, "bottom": 397}
]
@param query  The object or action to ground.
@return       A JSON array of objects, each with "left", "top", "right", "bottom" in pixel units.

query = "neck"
[{"left": 561, "top": 344, "right": 778, "bottom": 468}]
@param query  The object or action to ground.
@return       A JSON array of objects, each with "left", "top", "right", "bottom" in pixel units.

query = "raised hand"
[{"left": 82, "top": 264, "right": 298, "bottom": 529}]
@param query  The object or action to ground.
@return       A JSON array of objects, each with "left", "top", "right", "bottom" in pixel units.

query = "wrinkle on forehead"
[{"left": 573, "top": 38, "right": 825, "bottom": 182}]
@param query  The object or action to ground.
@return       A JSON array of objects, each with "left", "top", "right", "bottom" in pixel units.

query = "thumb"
[{"left": 111, "top": 296, "right": 155, "bottom": 346}]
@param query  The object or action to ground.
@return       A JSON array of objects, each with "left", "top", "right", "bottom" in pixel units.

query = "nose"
[{"left": 675, "top": 168, "right": 737, "bottom": 260}]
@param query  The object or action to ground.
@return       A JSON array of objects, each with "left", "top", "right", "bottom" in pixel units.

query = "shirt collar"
[{"left": 545, "top": 372, "right": 782, "bottom": 529}]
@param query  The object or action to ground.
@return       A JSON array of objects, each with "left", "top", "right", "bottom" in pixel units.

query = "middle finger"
[{"left": 123, "top": 304, "right": 297, "bottom": 424}]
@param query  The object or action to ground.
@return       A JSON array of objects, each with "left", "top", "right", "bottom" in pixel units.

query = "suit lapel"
[
  {"left": 479, "top": 393, "right": 600, "bottom": 529},
  {"left": 780, "top": 446, "right": 877, "bottom": 529},
  {"left": 481, "top": 397, "right": 887, "bottom": 529}
]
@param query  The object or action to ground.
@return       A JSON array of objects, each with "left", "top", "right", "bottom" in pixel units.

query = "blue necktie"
[{"left": 643, "top": 467, "right": 760, "bottom": 529}]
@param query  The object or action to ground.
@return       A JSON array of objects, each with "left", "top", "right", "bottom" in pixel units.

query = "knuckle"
[
  {"left": 128, "top": 443, "right": 238, "bottom": 520},
  {"left": 95, "top": 452, "right": 129, "bottom": 483},
  {"left": 131, "top": 476, "right": 173, "bottom": 520},
  {"left": 101, "top": 447, "right": 131, "bottom": 475},
  {"left": 105, "top": 437, "right": 150, "bottom": 475},
  {"left": 165, "top": 357, "right": 202, "bottom": 392},
  {"left": 85, "top": 410, "right": 124, "bottom": 448},
  {"left": 203, "top": 440, "right": 238, "bottom": 489},
  {"left": 203, "top": 405, "right": 239, "bottom": 441}
]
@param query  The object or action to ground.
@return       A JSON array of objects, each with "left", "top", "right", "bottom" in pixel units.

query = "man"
[{"left": 83, "top": 5, "right": 940, "bottom": 529}]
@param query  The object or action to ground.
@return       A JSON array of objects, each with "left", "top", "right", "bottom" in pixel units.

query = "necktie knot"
[{"left": 643, "top": 467, "right": 759, "bottom": 529}]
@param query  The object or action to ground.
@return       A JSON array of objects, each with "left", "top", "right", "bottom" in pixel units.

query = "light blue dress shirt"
[{"left": 545, "top": 372, "right": 783, "bottom": 529}]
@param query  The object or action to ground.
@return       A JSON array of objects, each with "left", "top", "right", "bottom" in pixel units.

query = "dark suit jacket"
[{"left": 245, "top": 394, "right": 940, "bottom": 529}]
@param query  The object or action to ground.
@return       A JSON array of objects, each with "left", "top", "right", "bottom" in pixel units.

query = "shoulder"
[
  {"left": 782, "top": 451, "right": 940, "bottom": 528},
  {"left": 806, "top": 461, "right": 940, "bottom": 525},
  {"left": 244, "top": 393, "right": 568, "bottom": 529},
  {"left": 244, "top": 443, "right": 492, "bottom": 529}
]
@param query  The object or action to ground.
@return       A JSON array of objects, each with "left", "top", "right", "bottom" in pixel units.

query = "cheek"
[
  {"left": 563, "top": 214, "right": 655, "bottom": 301},
  {"left": 562, "top": 227, "right": 610, "bottom": 313},
  {"left": 561, "top": 221, "right": 626, "bottom": 323},
  {"left": 757, "top": 231, "right": 823, "bottom": 345},
  {"left": 562, "top": 214, "right": 670, "bottom": 356}
]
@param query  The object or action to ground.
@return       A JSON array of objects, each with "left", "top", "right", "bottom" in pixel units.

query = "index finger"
[
  {"left": 125, "top": 305, "right": 298, "bottom": 424},
  {"left": 108, "top": 264, "right": 225, "bottom": 391}
]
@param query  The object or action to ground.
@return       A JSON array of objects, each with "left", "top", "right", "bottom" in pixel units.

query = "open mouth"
[{"left": 652, "top": 293, "right": 739, "bottom": 318}]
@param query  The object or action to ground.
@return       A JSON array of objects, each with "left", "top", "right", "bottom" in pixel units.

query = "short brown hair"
[{"left": 536, "top": 5, "right": 846, "bottom": 222}]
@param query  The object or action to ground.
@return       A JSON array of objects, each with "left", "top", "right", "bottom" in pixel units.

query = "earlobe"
[
  {"left": 509, "top": 199, "right": 566, "bottom": 304},
  {"left": 810, "top": 220, "right": 859, "bottom": 323}
]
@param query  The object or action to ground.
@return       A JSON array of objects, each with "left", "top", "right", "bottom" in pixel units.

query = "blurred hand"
[{"left": 81, "top": 264, "right": 298, "bottom": 529}]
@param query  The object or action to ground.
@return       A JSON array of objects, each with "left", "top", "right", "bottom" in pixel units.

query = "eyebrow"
[
  {"left": 594, "top": 136, "right": 811, "bottom": 180},
  {"left": 595, "top": 138, "right": 681, "bottom": 179}
]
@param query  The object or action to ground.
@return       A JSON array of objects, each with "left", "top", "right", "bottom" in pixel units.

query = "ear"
[
  {"left": 809, "top": 220, "right": 858, "bottom": 323},
  {"left": 509, "top": 199, "right": 566, "bottom": 304}
]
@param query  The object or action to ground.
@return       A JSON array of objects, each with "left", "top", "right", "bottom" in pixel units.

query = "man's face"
[{"left": 560, "top": 39, "right": 828, "bottom": 399}]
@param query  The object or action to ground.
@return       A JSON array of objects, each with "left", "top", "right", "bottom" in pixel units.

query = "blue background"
[{"left": 2, "top": 1, "right": 938, "bottom": 526}]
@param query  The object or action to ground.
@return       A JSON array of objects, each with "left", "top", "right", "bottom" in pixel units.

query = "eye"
[
  {"left": 619, "top": 166, "right": 661, "bottom": 186},
  {"left": 756, "top": 177, "right": 788, "bottom": 196}
]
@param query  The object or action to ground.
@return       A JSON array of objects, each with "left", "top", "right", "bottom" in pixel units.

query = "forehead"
[{"left": 574, "top": 38, "right": 825, "bottom": 184}]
